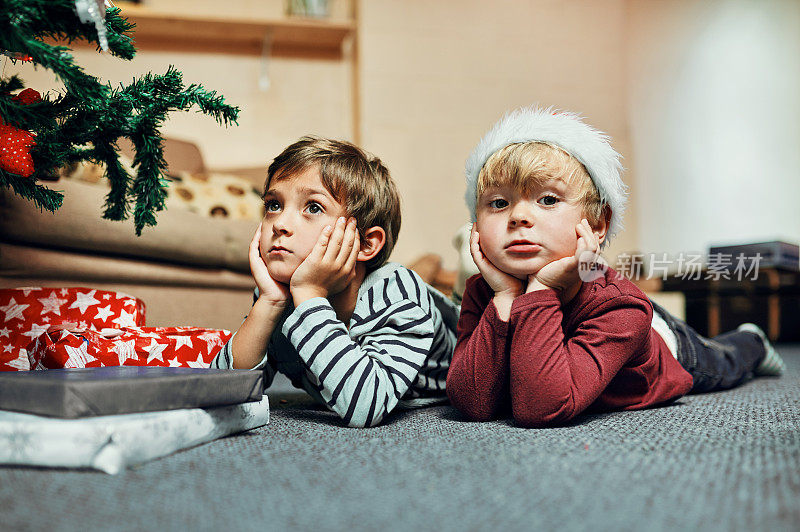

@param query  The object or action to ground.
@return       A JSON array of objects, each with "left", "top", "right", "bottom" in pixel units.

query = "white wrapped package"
[{"left": 0, "top": 395, "right": 269, "bottom": 474}]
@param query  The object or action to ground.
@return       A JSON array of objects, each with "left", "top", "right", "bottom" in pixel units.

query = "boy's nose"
[
  {"left": 509, "top": 204, "right": 534, "bottom": 227},
  {"left": 271, "top": 212, "right": 293, "bottom": 235}
]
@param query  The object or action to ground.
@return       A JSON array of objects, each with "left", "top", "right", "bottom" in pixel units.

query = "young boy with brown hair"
[
  {"left": 446, "top": 106, "right": 785, "bottom": 427},
  {"left": 212, "top": 136, "right": 457, "bottom": 428}
]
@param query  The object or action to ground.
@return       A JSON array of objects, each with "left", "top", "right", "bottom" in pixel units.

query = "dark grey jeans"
[{"left": 651, "top": 301, "right": 766, "bottom": 394}]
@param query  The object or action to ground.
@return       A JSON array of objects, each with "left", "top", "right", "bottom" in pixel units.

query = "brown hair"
[
  {"left": 266, "top": 136, "right": 401, "bottom": 270},
  {"left": 477, "top": 142, "right": 605, "bottom": 226}
]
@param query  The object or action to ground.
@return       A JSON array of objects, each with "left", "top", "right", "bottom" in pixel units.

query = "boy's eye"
[
  {"left": 306, "top": 202, "right": 323, "bottom": 214},
  {"left": 489, "top": 198, "right": 509, "bottom": 209},
  {"left": 265, "top": 199, "right": 281, "bottom": 212},
  {"left": 538, "top": 195, "right": 559, "bottom": 206}
]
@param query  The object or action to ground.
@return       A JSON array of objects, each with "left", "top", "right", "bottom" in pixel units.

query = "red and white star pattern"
[
  {"left": 27, "top": 326, "right": 231, "bottom": 370},
  {"left": 144, "top": 338, "right": 168, "bottom": 364},
  {"left": 112, "top": 309, "right": 138, "bottom": 328},
  {"left": 0, "top": 287, "right": 145, "bottom": 371},
  {"left": 38, "top": 293, "right": 67, "bottom": 316},
  {"left": 94, "top": 305, "right": 115, "bottom": 321},
  {"left": 1, "top": 287, "right": 230, "bottom": 371},
  {"left": 111, "top": 339, "right": 138, "bottom": 365},
  {"left": 64, "top": 342, "right": 98, "bottom": 368},
  {"left": 69, "top": 290, "right": 101, "bottom": 314},
  {"left": 0, "top": 298, "right": 30, "bottom": 322}
]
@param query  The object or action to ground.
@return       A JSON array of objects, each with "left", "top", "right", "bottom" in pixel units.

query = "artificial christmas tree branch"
[
  {"left": 0, "top": 166, "right": 63, "bottom": 211},
  {"left": 0, "top": 1, "right": 240, "bottom": 234}
]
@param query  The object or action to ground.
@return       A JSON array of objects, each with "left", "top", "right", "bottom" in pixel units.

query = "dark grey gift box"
[{"left": 0, "top": 366, "right": 263, "bottom": 418}]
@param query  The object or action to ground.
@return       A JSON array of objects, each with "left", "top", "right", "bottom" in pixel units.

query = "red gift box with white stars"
[
  {"left": 0, "top": 287, "right": 146, "bottom": 371},
  {"left": 27, "top": 326, "right": 231, "bottom": 370}
]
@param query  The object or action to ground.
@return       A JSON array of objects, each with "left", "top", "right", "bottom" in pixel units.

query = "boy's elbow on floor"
[
  {"left": 343, "top": 414, "right": 382, "bottom": 428},
  {"left": 447, "top": 389, "right": 496, "bottom": 422},
  {"left": 460, "top": 405, "right": 496, "bottom": 422},
  {"left": 512, "top": 400, "right": 577, "bottom": 428},
  {"left": 346, "top": 419, "right": 371, "bottom": 429},
  {"left": 343, "top": 406, "right": 388, "bottom": 428}
]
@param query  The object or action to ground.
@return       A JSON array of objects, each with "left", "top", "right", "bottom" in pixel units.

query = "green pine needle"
[{"left": 0, "top": 167, "right": 63, "bottom": 212}]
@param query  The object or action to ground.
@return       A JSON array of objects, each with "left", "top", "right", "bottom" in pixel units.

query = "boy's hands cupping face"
[
  {"left": 528, "top": 219, "right": 602, "bottom": 298},
  {"left": 290, "top": 217, "right": 360, "bottom": 305},
  {"left": 470, "top": 224, "right": 524, "bottom": 298},
  {"left": 250, "top": 225, "right": 290, "bottom": 304}
]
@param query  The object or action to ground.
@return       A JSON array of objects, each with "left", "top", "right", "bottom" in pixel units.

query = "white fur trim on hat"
[{"left": 465, "top": 105, "right": 627, "bottom": 246}]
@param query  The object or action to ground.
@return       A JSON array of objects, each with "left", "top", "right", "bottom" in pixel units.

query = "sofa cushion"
[
  {"left": 0, "top": 242, "right": 254, "bottom": 289},
  {"left": 166, "top": 171, "right": 264, "bottom": 221},
  {"left": 59, "top": 158, "right": 265, "bottom": 223},
  {"left": 0, "top": 179, "right": 253, "bottom": 272}
]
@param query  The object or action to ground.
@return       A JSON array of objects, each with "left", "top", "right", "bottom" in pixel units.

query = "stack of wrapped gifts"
[{"left": 0, "top": 287, "right": 269, "bottom": 473}]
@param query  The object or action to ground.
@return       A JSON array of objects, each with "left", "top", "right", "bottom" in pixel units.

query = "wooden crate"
[{"left": 663, "top": 268, "right": 800, "bottom": 342}]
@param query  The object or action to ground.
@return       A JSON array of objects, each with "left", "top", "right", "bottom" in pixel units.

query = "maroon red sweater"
[{"left": 446, "top": 268, "right": 693, "bottom": 427}]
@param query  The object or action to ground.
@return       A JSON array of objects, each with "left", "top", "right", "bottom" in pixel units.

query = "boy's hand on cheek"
[
  {"left": 250, "top": 225, "right": 290, "bottom": 305},
  {"left": 290, "top": 217, "right": 360, "bottom": 305},
  {"left": 470, "top": 224, "right": 523, "bottom": 321},
  {"left": 528, "top": 219, "right": 601, "bottom": 302}
]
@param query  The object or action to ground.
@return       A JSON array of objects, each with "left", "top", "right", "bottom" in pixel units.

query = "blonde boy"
[
  {"left": 446, "top": 106, "right": 784, "bottom": 427},
  {"left": 212, "top": 137, "right": 457, "bottom": 428}
]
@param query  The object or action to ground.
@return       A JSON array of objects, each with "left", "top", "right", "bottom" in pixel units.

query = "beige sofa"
[{"left": 0, "top": 140, "right": 262, "bottom": 331}]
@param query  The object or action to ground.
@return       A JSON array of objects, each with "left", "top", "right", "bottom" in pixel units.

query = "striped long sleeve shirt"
[{"left": 211, "top": 263, "right": 459, "bottom": 428}]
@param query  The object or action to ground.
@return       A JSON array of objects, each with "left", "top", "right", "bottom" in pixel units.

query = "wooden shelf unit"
[{"left": 117, "top": 4, "right": 355, "bottom": 58}]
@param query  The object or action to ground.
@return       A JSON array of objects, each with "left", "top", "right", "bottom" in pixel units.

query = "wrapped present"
[
  {"left": 0, "top": 287, "right": 146, "bottom": 371},
  {"left": 0, "top": 366, "right": 263, "bottom": 418},
  {"left": 27, "top": 325, "right": 231, "bottom": 370},
  {"left": 0, "top": 394, "right": 270, "bottom": 474}
]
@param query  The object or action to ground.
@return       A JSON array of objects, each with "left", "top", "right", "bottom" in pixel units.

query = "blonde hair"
[
  {"left": 477, "top": 142, "right": 605, "bottom": 227},
  {"left": 266, "top": 136, "right": 401, "bottom": 270}
]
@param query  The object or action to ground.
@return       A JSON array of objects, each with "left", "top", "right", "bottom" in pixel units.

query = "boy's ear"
[
  {"left": 357, "top": 226, "right": 386, "bottom": 262},
  {"left": 594, "top": 206, "right": 612, "bottom": 245}
]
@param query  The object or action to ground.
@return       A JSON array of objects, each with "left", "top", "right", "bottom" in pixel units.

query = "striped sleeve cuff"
[
  {"left": 209, "top": 331, "right": 271, "bottom": 371},
  {"left": 210, "top": 335, "right": 234, "bottom": 369}
]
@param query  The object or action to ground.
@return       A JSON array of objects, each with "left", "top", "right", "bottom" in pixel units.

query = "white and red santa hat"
[{"left": 465, "top": 105, "right": 627, "bottom": 246}]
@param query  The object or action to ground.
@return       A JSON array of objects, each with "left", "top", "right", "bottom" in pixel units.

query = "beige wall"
[
  {"left": 358, "top": 0, "right": 637, "bottom": 268},
  {"left": 626, "top": 0, "right": 800, "bottom": 259},
  {"left": 8, "top": 0, "right": 641, "bottom": 270}
]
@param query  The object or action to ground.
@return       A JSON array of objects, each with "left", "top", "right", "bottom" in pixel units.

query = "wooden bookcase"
[{"left": 116, "top": 3, "right": 355, "bottom": 58}]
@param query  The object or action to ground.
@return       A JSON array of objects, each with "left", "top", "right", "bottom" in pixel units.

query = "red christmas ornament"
[
  {"left": 0, "top": 89, "right": 40, "bottom": 177},
  {"left": 0, "top": 125, "right": 36, "bottom": 178},
  {"left": 12, "top": 88, "right": 42, "bottom": 106}
]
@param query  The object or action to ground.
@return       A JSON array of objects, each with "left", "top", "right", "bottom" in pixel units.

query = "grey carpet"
[{"left": 2, "top": 345, "right": 799, "bottom": 532}]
